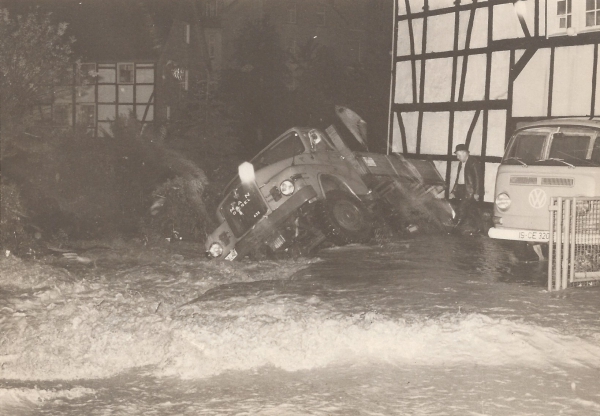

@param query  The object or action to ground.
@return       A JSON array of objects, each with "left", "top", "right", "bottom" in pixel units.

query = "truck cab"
[
  {"left": 489, "top": 118, "right": 600, "bottom": 243},
  {"left": 205, "top": 108, "right": 453, "bottom": 261}
]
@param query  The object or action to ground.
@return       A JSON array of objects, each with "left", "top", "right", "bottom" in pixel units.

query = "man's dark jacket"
[{"left": 454, "top": 156, "right": 481, "bottom": 199}]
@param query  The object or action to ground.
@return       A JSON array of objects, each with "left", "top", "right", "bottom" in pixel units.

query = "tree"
[
  {"left": 221, "top": 17, "right": 288, "bottom": 158},
  {"left": 0, "top": 8, "right": 74, "bottom": 128}
]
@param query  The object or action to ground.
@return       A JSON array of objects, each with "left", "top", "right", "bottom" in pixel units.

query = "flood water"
[{"left": 1, "top": 235, "right": 600, "bottom": 415}]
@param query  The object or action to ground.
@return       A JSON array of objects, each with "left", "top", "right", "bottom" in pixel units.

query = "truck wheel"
[{"left": 318, "top": 191, "right": 373, "bottom": 245}]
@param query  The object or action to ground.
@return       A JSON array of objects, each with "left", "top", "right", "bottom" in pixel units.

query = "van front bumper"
[{"left": 488, "top": 227, "right": 550, "bottom": 242}]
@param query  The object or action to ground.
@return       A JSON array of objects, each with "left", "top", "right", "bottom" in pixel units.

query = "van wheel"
[{"left": 317, "top": 191, "right": 373, "bottom": 246}]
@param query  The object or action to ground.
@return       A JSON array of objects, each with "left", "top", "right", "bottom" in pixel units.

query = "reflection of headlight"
[
  {"left": 495, "top": 193, "right": 511, "bottom": 211},
  {"left": 279, "top": 180, "right": 295, "bottom": 196},
  {"left": 208, "top": 242, "right": 223, "bottom": 258}
]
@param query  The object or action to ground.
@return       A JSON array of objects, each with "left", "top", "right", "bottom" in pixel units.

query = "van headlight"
[
  {"left": 279, "top": 180, "right": 295, "bottom": 196},
  {"left": 208, "top": 242, "right": 223, "bottom": 258},
  {"left": 495, "top": 193, "right": 511, "bottom": 211}
]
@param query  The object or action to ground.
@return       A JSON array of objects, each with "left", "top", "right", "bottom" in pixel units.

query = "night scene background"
[{"left": 1, "top": 1, "right": 600, "bottom": 415}]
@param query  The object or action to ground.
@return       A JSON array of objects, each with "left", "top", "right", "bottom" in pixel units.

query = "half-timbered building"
[{"left": 389, "top": 0, "right": 600, "bottom": 201}]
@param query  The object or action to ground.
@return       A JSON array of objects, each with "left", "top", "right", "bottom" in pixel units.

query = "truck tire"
[{"left": 317, "top": 191, "right": 373, "bottom": 246}]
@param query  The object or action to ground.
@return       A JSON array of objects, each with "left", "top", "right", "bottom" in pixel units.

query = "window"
[
  {"left": 166, "top": 105, "right": 171, "bottom": 120},
  {"left": 135, "top": 65, "right": 154, "bottom": 83},
  {"left": 288, "top": 1, "right": 297, "bottom": 24},
  {"left": 316, "top": 5, "right": 326, "bottom": 26},
  {"left": 549, "top": 0, "right": 600, "bottom": 35},
  {"left": 252, "top": 132, "right": 305, "bottom": 170},
  {"left": 185, "top": 23, "right": 190, "bottom": 44},
  {"left": 586, "top": 0, "right": 600, "bottom": 27},
  {"left": 183, "top": 69, "right": 189, "bottom": 91},
  {"left": 557, "top": 0, "right": 572, "bottom": 28},
  {"left": 77, "top": 104, "right": 96, "bottom": 127},
  {"left": 98, "top": 65, "right": 116, "bottom": 83},
  {"left": 77, "top": 63, "right": 96, "bottom": 85},
  {"left": 118, "top": 63, "right": 134, "bottom": 83},
  {"left": 504, "top": 131, "right": 548, "bottom": 164}
]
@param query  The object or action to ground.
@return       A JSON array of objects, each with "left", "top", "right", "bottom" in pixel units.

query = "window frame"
[
  {"left": 548, "top": 0, "right": 600, "bottom": 36},
  {"left": 117, "top": 63, "right": 135, "bottom": 84}
]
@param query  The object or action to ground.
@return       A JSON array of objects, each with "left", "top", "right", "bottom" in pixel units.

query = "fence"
[{"left": 548, "top": 197, "right": 600, "bottom": 291}]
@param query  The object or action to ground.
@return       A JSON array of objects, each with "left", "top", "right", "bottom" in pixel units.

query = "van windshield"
[
  {"left": 504, "top": 132, "right": 548, "bottom": 164},
  {"left": 503, "top": 128, "right": 600, "bottom": 167}
]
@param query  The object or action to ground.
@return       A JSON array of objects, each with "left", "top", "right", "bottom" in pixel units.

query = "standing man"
[{"left": 452, "top": 144, "right": 482, "bottom": 233}]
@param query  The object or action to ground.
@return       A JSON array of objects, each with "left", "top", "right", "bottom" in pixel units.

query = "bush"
[
  {"left": 2, "top": 116, "right": 213, "bottom": 246},
  {"left": 0, "top": 179, "right": 36, "bottom": 254}
]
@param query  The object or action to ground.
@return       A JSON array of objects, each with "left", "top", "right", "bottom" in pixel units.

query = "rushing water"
[{"left": 1, "top": 235, "right": 600, "bottom": 415}]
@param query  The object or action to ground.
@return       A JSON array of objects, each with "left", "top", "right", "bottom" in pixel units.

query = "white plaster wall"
[
  {"left": 552, "top": 45, "right": 594, "bottom": 116},
  {"left": 513, "top": 48, "right": 551, "bottom": 117},
  {"left": 486, "top": 110, "right": 508, "bottom": 158},
  {"left": 400, "top": 111, "right": 420, "bottom": 153},
  {"left": 492, "top": 3, "right": 524, "bottom": 40},
  {"left": 396, "top": 20, "right": 412, "bottom": 56},
  {"left": 420, "top": 111, "right": 450, "bottom": 154},
  {"left": 426, "top": 13, "right": 455, "bottom": 53},
  {"left": 483, "top": 162, "right": 500, "bottom": 201},
  {"left": 462, "top": 53, "right": 487, "bottom": 101},
  {"left": 490, "top": 51, "right": 510, "bottom": 100},
  {"left": 457, "top": 8, "right": 488, "bottom": 50},
  {"left": 391, "top": 113, "right": 403, "bottom": 153},
  {"left": 394, "top": 61, "right": 420, "bottom": 104},
  {"left": 424, "top": 58, "right": 453, "bottom": 102}
]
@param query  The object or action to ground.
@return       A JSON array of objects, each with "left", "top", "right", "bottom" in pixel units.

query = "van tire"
[{"left": 317, "top": 191, "right": 373, "bottom": 246}]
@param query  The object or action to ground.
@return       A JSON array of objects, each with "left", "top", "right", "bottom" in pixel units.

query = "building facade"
[
  {"left": 22, "top": 0, "right": 210, "bottom": 136},
  {"left": 389, "top": 0, "right": 600, "bottom": 201}
]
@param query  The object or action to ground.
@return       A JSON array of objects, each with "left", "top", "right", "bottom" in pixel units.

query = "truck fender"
[{"left": 318, "top": 174, "right": 367, "bottom": 200}]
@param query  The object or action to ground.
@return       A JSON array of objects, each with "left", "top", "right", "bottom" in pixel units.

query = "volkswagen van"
[{"left": 488, "top": 118, "right": 600, "bottom": 243}]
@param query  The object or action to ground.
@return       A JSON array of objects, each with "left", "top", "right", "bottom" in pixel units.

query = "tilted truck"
[{"left": 205, "top": 107, "right": 455, "bottom": 260}]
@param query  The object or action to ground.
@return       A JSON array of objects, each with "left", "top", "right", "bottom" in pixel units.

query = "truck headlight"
[
  {"left": 208, "top": 242, "right": 223, "bottom": 258},
  {"left": 495, "top": 193, "right": 511, "bottom": 211},
  {"left": 279, "top": 180, "right": 295, "bottom": 196}
]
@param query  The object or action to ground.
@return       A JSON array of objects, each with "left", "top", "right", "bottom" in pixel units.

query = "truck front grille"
[{"left": 220, "top": 183, "right": 268, "bottom": 238}]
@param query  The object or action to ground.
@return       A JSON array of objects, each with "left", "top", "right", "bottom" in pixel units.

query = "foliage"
[
  {"left": 1, "top": 115, "right": 212, "bottom": 245},
  {"left": 0, "top": 8, "right": 74, "bottom": 128},
  {"left": 0, "top": 178, "right": 37, "bottom": 254}
]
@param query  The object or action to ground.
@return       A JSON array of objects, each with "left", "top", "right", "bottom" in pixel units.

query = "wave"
[{"left": 2, "top": 288, "right": 600, "bottom": 381}]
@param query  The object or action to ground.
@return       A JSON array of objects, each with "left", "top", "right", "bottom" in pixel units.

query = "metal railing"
[{"left": 548, "top": 197, "right": 600, "bottom": 291}]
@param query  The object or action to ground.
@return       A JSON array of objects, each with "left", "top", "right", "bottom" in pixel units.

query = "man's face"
[{"left": 456, "top": 150, "right": 469, "bottom": 163}]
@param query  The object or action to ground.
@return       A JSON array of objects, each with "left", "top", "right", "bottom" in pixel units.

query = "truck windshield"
[{"left": 251, "top": 132, "right": 305, "bottom": 170}]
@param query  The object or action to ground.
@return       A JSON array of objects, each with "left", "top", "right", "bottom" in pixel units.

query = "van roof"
[{"left": 517, "top": 117, "right": 600, "bottom": 131}]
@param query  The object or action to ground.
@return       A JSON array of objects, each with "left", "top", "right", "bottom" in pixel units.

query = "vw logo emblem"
[{"left": 528, "top": 188, "right": 547, "bottom": 209}]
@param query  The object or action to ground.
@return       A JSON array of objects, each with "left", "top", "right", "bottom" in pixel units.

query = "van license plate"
[{"left": 518, "top": 231, "right": 549, "bottom": 241}]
